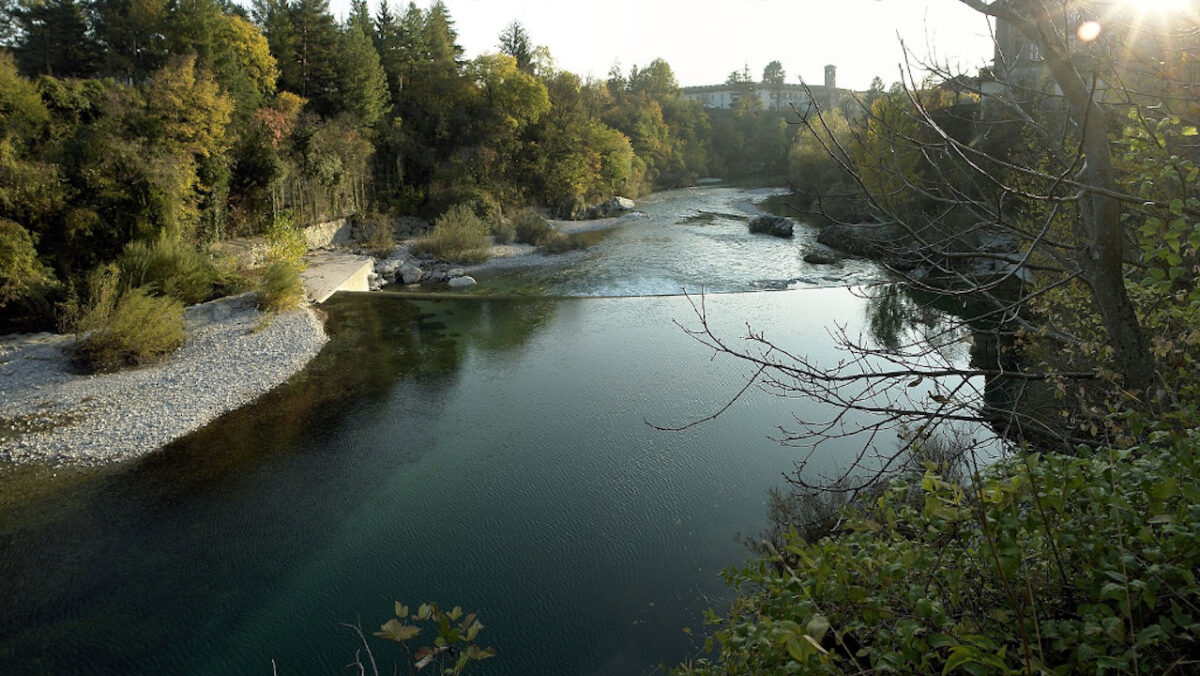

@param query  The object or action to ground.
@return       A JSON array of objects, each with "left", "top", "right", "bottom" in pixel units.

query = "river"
[{"left": 0, "top": 186, "right": 973, "bottom": 675}]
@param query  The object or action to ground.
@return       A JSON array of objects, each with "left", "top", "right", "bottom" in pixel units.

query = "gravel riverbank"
[{"left": 0, "top": 293, "right": 328, "bottom": 466}]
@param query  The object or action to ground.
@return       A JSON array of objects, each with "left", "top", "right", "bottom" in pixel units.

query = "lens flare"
[{"left": 1077, "top": 20, "right": 1103, "bottom": 42}]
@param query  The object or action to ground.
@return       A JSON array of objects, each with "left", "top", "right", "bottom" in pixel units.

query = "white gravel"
[{"left": 0, "top": 293, "right": 328, "bottom": 466}]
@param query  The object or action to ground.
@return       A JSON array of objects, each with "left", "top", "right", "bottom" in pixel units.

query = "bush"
[
  {"left": 680, "top": 436, "right": 1200, "bottom": 675},
  {"left": 360, "top": 218, "right": 396, "bottom": 257},
  {"left": 489, "top": 217, "right": 516, "bottom": 245},
  {"left": 512, "top": 209, "right": 554, "bottom": 245},
  {"left": 266, "top": 213, "right": 307, "bottom": 267},
  {"left": 410, "top": 204, "right": 492, "bottom": 264},
  {"left": 256, "top": 260, "right": 304, "bottom": 312},
  {"left": 0, "top": 218, "right": 54, "bottom": 308},
  {"left": 70, "top": 265, "right": 185, "bottom": 373},
  {"left": 117, "top": 236, "right": 217, "bottom": 305},
  {"left": 537, "top": 230, "right": 589, "bottom": 254}
]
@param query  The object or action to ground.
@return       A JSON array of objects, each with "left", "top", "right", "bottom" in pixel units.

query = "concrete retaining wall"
[{"left": 303, "top": 218, "right": 355, "bottom": 250}]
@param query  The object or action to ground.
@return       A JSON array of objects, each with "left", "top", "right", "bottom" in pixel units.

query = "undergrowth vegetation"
[
  {"left": 117, "top": 236, "right": 218, "bottom": 305},
  {"left": 678, "top": 430, "right": 1200, "bottom": 675},
  {"left": 68, "top": 265, "right": 185, "bottom": 373},
  {"left": 411, "top": 204, "right": 492, "bottom": 264}
]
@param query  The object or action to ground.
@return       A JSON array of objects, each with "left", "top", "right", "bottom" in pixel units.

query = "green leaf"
[
  {"left": 376, "top": 619, "right": 421, "bottom": 643},
  {"left": 1170, "top": 198, "right": 1185, "bottom": 215},
  {"left": 785, "top": 636, "right": 812, "bottom": 663},
  {"left": 1183, "top": 126, "right": 1198, "bottom": 136},
  {"left": 806, "top": 614, "right": 830, "bottom": 643}
]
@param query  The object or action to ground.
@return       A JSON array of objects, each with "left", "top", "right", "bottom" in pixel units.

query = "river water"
[{"left": 0, "top": 187, "right": 971, "bottom": 675}]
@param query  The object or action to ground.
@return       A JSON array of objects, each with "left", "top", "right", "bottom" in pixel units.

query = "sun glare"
[{"left": 1120, "top": 0, "right": 1193, "bottom": 14}]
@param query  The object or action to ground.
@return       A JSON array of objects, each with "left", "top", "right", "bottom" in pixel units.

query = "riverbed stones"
[
  {"left": 748, "top": 215, "right": 795, "bottom": 238},
  {"left": 447, "top": 275, "right": 477, "bottom": 289},
  {"left": 0, "top": 293, "right": 328, "bottom": 466},
  {"left": 803, "top": 249, "right": 839, "bottom": 265},
  {"left": 400, "top": 264, "right": 423, "bottom": 284}
]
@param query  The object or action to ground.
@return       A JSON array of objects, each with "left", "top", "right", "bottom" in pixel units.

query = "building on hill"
[{"left": 682, "top": 65, "right": 852, "bottom": 114}]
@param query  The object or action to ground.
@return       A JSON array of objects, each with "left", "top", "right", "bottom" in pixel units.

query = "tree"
[
  {"left": 954, "top": 0, "right": 1155, "bottom": 392},
  {"left": 348, "top": 0, "right": 372, "bottom": 37},
  {"left": 12, "top": 0, "right": 98, "bottom": 77},
  {"left": 497, "top": 20, "right": 533, "bottom": 74},
  {"left": 337, "top": 21, "right": 390, "bottom": 130},
  {"left": 91, "top": 0, "right": 169, "bottom": 82},
  {"left": 762, "top": 60, "right": 785, "bottom": 85},
  {"left": 675, "top": 0, "right": 1197, "bottom": 502},
  {"left": 282, "top": 0, "right": 340, "bottom": 114}
]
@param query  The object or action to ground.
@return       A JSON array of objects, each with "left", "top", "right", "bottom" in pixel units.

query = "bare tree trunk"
[{"left": 959, "top": 0, "right": 1155, "bottom": 393}]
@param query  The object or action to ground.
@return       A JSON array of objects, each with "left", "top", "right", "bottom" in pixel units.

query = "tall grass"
[
  {"left": 266, "top": 213, "right": 307, "bottom": 267},
  {"left": 256, "top": 260, "right": 305, "bottom": 312},
  {"left": 410, "top": 204, "right": 492, "bottom": 264},
  {"left": 70, "top": 265, "right": 185, "bottom": 373},
  {"left": 117, "top": 236, "right": 217, "bottom": 305}
]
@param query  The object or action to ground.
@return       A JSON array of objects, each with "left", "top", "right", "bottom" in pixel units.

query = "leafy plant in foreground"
[
  {"left": 679, "top": 433, "right": 1200, "bottom": 674},
  {"left": 348, "top": 602, "right": 495, "bottom": 675}
]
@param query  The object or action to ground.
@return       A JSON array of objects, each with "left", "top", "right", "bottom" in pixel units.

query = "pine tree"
[
  {"left": 255, "top": 0, "right": 299, "bottom": 95},
  {"left": 373, "top": 0, "right": 402, "bottom": 103},
  {"left": 348, "top": 0, "right": 372, "bottom": 37},
  {"left": 13, "top": 0, "right": 98, "bottom": 77},
  {"left": 498, "top": 21, "right": 533, "bottom": 74},
  {"left": 92, "top": 0, "right": 169, "bottom": 82},
  {"left": 286, "top": 0, "right": 339, "bottom": 114},
  {"left": 337, "top": 22, "right": 390, "bottom": 130}
]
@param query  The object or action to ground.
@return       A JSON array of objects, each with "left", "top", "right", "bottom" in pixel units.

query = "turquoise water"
[{"left": 0, "top": 188, "right": 969, "bottom": 675}]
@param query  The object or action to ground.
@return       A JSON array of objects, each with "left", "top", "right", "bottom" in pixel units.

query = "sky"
[{"left": 328, "top": 0, "right": 998, "bottom": 91}]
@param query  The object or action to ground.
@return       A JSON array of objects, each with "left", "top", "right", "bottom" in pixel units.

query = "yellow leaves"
[
  {"left": 146, "top": 54, "right": 233, "bottom": 160},
  {"left": 217, "top": 14, "right": 279, "bottom": 101}
]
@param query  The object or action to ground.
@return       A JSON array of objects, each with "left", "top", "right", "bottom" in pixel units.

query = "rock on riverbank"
[{"left": 0, "top": 293, "right": 328, "bottom": 466}]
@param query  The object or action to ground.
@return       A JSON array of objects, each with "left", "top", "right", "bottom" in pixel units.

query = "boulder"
[
  {"left": 395, "top": 216, "right": 432, "bottom": 237},
  {"left": 803, "top": 250, "right": 839, "bottom": 265},
  {"left": 400, "top": 264, "right": 423, "bottom": 284},
  {"left": 817, "top": 222, "right": 902, "bottom": 259},
  {"left": 554, "top": 193, "right": 588, "bottom": 220},
  {"left": 606, "top": 196, "right": 635, "bottom": 212},
  {"left": 748, "top": 215, "right": 794, "bottom": 238},
  {"left": 447, "top": 275, "right": 477, "bottom": 290}
]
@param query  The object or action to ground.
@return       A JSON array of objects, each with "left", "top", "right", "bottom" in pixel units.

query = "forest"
[{"left": 0, "top": 0, "right": 795, "bottom": 334}]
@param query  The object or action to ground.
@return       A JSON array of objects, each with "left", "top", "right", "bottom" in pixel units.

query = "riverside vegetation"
[
  {"left": 0, "top": 0, "right": 800, "bottom": 368},
  {"left": 677, "top": 1, "right": 1200, "bottom": 673}
]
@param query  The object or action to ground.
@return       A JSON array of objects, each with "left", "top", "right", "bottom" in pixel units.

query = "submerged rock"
[
  {"left": 448, "top": 275, "right": 477, "bottom": 290},
  {"left": 748, "top": 215, "right": 795, "bottom": 238},
  {"left": 803, "top": 249, "right": 839, "bottom": 265},
  {"left": 400, "top": 264, "right": 423, "bottom": 284}
]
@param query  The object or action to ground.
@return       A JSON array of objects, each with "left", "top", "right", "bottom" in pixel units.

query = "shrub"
[
  {"left": 256, "top": 260, "right": 304, "bottom": 312},
  {"left": 512, "top": 209, "right": 553, "bottom": 245},
  {"left": 360, "top": 218, "right": 396, "bottom": 257},
  {"left": 0, "top": 218, "right": 54, "bottom": 308},
  {"left": 538, "top": 230, "right": 591, "bottom": 254},
  {"left": 71, "top": 265, "right": 185, "bottom": 373},
  {"left": 489, "top": 217, "right": 516, "bottom": 245},
  {"left": 410, "top": 204, "right": 491, "bottom": 264},
  {"left": 266, "top": 213, "right": 307, "bottom": 267},
  {"left": 117, "top": 236, "right": 217, "bottom": 305},
  {"left": 679, "top": 435, "right": 1200, "bottom": 675}
]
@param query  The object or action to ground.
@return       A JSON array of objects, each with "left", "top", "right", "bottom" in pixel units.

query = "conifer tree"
[
  {"left": 91, "top": 0, "right": 169, "bottom": 82},
  {"left": 285, "top": 0, "right": 339, "bottom": 114},
  {"left": 337, "top": 22, "right": 390, "bottom": 130},
  {"left": 13, "top": 0, "right": 98, "bottom": 77},
  {"left": 498, "top": 21, "right": 533, "bottom": 74}
]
